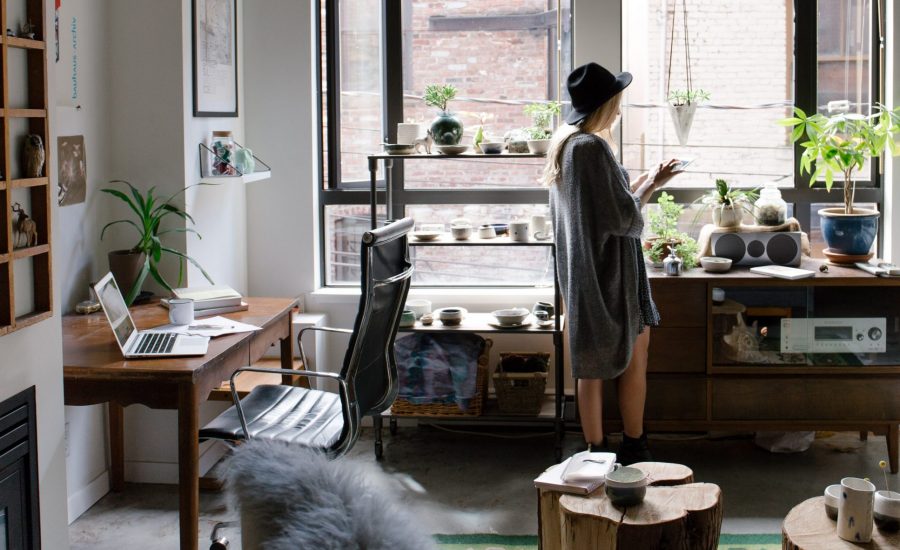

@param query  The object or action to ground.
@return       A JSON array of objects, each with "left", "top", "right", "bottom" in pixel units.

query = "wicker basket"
[
  {"left": 391, "top": 338, "right": 492, "bottom": 417},
  {"left": 493, "top": 352, "right": 549, "bottom": 416}
]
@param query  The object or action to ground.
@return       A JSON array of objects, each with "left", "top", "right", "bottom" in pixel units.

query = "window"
[
  {"left": 319, "top": 0, "right": 572, "bottom": 285},
  {"left": 621, "top": 0, "right": 882, "bottom": 256}
]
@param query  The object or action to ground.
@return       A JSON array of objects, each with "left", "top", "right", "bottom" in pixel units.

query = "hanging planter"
[{"left": 664, "top": 0, "right": 708, "bottom": 146}]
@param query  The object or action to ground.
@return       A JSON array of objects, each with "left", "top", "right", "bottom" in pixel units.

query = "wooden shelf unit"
[
  {"left": 1, "top": 0, "right": 53, "bottom": 335},
  {"left": 611, "top": 259, "right": 900, "bottom": 472}
]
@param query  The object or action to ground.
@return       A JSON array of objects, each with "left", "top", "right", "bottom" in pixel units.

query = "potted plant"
[
  {"left": 667, "top": 88, "right": 709, "bottom": 146},
  {"left": 424, "top": 84, "right": 463, "bottom": 146},
  {"left": 523, "top": 101, "right": 561, "bottom": 154},
  {"left": 644, "top": 191, "right": 699, "bottom": 268},
  {"left": 693, "top": 178, "right": 758, "bottom": 228},
  {"left": 781, "top": 105, "right": 900, "bottom": 256},
  {"left": 101, "top": 180, "right": 215, "bottom": 306}
]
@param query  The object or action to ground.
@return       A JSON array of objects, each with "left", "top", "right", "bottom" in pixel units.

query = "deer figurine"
[
  {"left": 413, "top": 129, "right": 434, "bottom": 155},
  {"left": 11, "top": 203, "right": 38, "bottom": 248}
]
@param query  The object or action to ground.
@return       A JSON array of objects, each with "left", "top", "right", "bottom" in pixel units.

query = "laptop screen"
[{"left": 94, "top": 273, "right": 137, "bottom": 348}]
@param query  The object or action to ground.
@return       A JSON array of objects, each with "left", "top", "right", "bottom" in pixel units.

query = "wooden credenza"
[{"left": 600, "top": 259, "right": 900, "bottom": 472}]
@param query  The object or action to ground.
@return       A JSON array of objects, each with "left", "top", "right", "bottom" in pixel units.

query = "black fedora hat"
[{"left": 565, "top": 62, "right": 632, "bottom": 125}]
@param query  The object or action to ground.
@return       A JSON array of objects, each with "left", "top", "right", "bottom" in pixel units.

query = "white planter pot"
[
  {"left": 712, "top": 206, "right": 742, "bottom": 228},
  {"left": 668, "top": 103, "right": 698, "bottom": 146},
  {"left": 526, "top": 139, "right": 551, "bottom": 155},
  {"left": 837, "top": 477, "right": 875, "bottom": 543}
]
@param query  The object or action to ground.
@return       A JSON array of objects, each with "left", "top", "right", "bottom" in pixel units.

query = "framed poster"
[{"left": 192, "top": 0, "right": 238, "bottom": 117}]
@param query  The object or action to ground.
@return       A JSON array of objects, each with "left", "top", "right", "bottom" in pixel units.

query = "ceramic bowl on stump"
[
  {"left": 491, "top": 308, "right": 529, "bottom": 326},
  {"left": 700, "top": 256, "right": 733, "bottom": 273},
  {"left": 875, "top": 490, "right": 900, "bottom": 531},
  {"left": 824, "top": 484, "right": 841, "bottom": 520},
  {"left": 436, "top": 307, "right": 466, "bottom": 327},
  {"left": 605, "top": 466, "right": 648, "bottom": 507}
]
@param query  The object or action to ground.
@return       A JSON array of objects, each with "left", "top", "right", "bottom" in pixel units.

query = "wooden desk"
[{"left": 63, "top": 297, "right": 297, "bottom": 550}]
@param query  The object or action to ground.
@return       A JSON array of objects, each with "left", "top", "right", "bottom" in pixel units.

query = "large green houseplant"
[
  {"left": 101, "top": 180, "right": 214, "bottom": 305},
  {"left": 781, "top": 105, "right": 900, "bottom": 255}
]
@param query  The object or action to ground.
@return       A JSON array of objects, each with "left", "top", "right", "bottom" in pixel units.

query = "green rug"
[{"left": 434, "top": 533, "right": 782, "bottom": 549}]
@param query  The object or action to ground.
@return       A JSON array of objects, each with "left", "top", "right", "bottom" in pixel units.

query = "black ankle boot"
[{"left": 617, "top": 432, "right": 652, "bottom": 465}]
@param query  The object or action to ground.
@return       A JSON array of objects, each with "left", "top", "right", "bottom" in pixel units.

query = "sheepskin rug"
[{"left": 224, "top": 439, "right": 437, "bottom": 550}]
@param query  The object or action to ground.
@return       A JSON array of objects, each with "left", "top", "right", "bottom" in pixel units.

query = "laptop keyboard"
[{"left": 134, "top": 332, "right": 178, "bottom": 355}]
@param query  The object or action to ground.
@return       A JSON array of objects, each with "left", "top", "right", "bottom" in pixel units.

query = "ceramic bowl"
[
  {"left": 436, "top": 144, "right": 468, "bottom": 155},
  {"left": 526, "top": 139, "right": 551, "bottom": 155},
  {"left": 477, "top": 225, "right": 496, "bottom": 239},
  {"left": 399, "top": 310, "right": 416, "bottom": 328},
  {"left": 411, "top": 231, "right": 442, "bottom": 241},
  {"left": 435, "top": 307, "right": 467, "bottom": 327},
  {"left": 451, "top": 225, "right": 473, "bottom": 240},
  {"left": 700, "top": 256, "right": 733, "bottom": 273},
  {"left": 491, "top": 308, "right": 530, "bottom": 326},
  {"left": 605, "top": 466, "right": 649, "bottom": 507},
  {"left": 824, "top": 484, "right": 841, "bottom": 520},
  {"left": 480, "top": 142, "right": 504, "bottom": 154},
  {"left": 383, "top": 143, "right": 415, "bottom": 155},
  {"left": 405, "top": 299, "right": 432, "bottom": 319},
  {"left": 875, "top": 490, "right": 900, "bottom": 531},
  {"left": 489, "top": 223, "right": 509, "bottom": 236}
]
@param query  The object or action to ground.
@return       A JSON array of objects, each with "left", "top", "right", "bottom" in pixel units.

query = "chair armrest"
[
  {"left": 297, "top": 326, "right": 352, "bottom": 371},
  {"left": 228, "top": 367, "right": 349, "bottom": 441}
]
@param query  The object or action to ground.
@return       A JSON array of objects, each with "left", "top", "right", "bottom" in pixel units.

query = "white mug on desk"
[{"left": 169, "top": 299, "right": 194, "bottom": 325}]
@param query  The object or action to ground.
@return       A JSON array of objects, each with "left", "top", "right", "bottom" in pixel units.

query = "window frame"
[{"left": 317, "top": 0, "right": 886, "bottom": 287}]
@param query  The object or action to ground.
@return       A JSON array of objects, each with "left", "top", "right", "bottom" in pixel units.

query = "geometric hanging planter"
[{"left": 668, "top": 102, "right": 698, "bottom": 146}]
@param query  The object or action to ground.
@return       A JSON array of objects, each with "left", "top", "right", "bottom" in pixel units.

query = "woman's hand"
[{"left": 637, "top": 159, "right": 682, "bottom": 205}]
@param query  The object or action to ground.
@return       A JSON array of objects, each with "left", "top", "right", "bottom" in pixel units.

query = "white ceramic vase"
[
  {"left": 668, "top": 103, "right": 697, "bottom": 146},
  {"left": 837, "top": 477, "right": 875, "bottom": 543},
  {"left": 712, "top": 205, "right": 742, "bottom": 228}
]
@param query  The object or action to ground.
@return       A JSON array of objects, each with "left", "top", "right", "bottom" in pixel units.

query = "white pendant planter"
[{"left": 668, "top": 103, "right": 698, "bottom": 146}]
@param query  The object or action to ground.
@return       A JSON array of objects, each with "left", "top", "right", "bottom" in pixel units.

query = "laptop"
[{"left": 94, "top": 272, "right": 209, "bottom": 357}]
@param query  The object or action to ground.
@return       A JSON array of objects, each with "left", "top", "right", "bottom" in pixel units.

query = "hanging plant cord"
[{"left": 665, "top": 0, "right": 693, "bottom": 99}]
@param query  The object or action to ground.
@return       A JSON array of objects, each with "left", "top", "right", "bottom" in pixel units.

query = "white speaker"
[{"left": 710, "top": 231, "right": 802, "bottom": 266}]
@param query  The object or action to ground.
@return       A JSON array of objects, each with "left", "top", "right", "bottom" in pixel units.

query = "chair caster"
[
  {"left": 389, "top": 417, "right": 398, "bottom": 435},
  {"left": 210, "top": 537, "right": 229, "bottom": 550}
]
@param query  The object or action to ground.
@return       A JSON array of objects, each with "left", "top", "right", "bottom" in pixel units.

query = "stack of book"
[
  {"left": 162, "top": 285, "right": 247, "bottom": 316},
  {"left": 534, "top": 451, "right": 616, "bottom": 494}
]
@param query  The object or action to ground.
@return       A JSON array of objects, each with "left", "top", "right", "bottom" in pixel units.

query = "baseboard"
[
  {"left": 124, "top": 441, "right": 228, "bottom": 484},
  {"left": 68, "top": 471, "right": 110, "bottom": 523}
]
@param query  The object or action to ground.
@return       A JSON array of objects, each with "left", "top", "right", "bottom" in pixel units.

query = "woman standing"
[{"left": 543, "top": 62, "right": 682, "bottom": 465}]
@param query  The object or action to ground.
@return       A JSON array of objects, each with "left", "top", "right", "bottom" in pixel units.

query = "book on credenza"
[
  {"left": 534, "top": 451, "right": 616, "bottom": 495},
  {"left": 170, "top": 285, "right": 243, "bottom": 309}
]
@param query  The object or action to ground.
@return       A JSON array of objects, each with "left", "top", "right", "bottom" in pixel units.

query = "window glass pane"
[
  {"left": 406, "top": 204, "right": 552, "bottom": 286},
  {"left": 339, "top": 0, "right": 383, "bottom": 184},
  {"left": 325, "top": 205, "right": 387, "bottom": 285},
  {"left": 401, "top": 1, "right": 570, "bottom": 189},
  {"left": 621, "top": 1, "right": 793, "bottom": 188}
]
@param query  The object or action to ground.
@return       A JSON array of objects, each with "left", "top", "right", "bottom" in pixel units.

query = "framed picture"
[{"left": 192, "top": 0, "right": 238, "bottom": 117}]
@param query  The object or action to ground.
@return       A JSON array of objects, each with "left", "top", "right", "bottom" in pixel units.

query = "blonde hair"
[{"left": 541, "top": 92, "right": 623, "bottom": 186}]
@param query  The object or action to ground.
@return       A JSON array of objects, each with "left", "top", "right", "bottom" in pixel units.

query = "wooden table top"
[
  {"left": 782, "top": 496, "right": 900, "bottom": 549},
  {"left": 62, "top": 297, "right": 296, "bottom": 383},
  {"left": 649, "top": 258, "right": 900, "bottom": 285}
]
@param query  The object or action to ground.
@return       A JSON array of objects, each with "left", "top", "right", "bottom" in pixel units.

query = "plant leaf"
[
  {"left": 100, "top": 219, "right": 142, "bottom": 241},
  {"left": 101, "top": 188, "right": 143, "bottom": 221},
  {"left": 147, "top": 262, "right": 174, "bottom": 293},
  {"left": 123, "top": 259, "right": 150, "bottom": 306}
]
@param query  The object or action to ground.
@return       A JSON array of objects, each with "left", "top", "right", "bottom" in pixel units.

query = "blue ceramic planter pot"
[
  {"left": 819, "top": 207, "right": 879, "bottom": 255},
  {"left": 430, "top": 112, "right": 464, "bottom": 145}
]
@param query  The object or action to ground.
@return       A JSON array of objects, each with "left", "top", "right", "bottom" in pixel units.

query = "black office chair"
[{"left": 200, "top": 217, "right": 414, "bottom": 549}]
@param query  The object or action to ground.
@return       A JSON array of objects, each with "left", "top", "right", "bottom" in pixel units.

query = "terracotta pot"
[
  {"left": 643, "top": 237, "right": 682, "bottom": 265},
  {"left": 108, "top": 250, "right": 146, "bottom": 297}
]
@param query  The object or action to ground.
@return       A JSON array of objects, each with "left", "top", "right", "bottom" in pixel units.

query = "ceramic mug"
[
  {"left": 509, "top": 221, "right": 530, "bottom": 242},
  {"left": 397, "top": 123, "right": 421, "bottom": 145},
  {"left": 837, "top": 477, "right": 875, "bottom": 543},
  {"left": 530, "top": 214, "right": 548, "bottom": 237},
  {"left": 168, "top": 299, "right": 194, "bottom": 326}
]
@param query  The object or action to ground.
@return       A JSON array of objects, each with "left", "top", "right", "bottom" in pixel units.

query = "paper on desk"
[{"left": 153, "top": 316, "right": 261, "bottom": 337}]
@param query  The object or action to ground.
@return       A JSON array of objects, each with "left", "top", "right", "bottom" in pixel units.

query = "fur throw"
[{"left": 224, "top": 440, "right": 436, "bottom": 550}]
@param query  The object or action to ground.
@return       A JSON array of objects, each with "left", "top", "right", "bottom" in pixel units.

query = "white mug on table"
[
  {"left": 168, "top": 298, "right": 194, "bottom": 326},
  {"left": 509, "top": 221, "right": 530, "bottom": 242},
  {"left": 837, "top": 476, "right": 875, "bottom": 542}
]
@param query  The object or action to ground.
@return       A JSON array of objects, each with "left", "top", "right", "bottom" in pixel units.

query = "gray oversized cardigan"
[{"left": 550, "top": 132, "right": 660, "bottom": 380}]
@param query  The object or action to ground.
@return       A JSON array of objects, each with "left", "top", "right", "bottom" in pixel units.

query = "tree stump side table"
[
  {"left": 538, "top": 462, "right": 723, "bottom": 550},
  {"left": 782, "top": 496, "right": 900, "bottom": 549}
]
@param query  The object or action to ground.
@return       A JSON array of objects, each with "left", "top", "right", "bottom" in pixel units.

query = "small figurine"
[
  {"left": 23, "top": 135, "right": 45, "bottom": 178},
  {"left": 413, "top": 129, "right": 434, "bottom": 155},
  {"left": 663, "top": 248, "right": 683, "bottom": 276},
  {"left": 11, "top": 202, "right": 38, "bottom": 248},
  {"left": 19, "top": 20, "right": 36, "bottom": 40}
]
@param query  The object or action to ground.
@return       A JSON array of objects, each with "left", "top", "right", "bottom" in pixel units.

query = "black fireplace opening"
[{"left": 0, "top": 387, "right": 40, "bottom": 550}]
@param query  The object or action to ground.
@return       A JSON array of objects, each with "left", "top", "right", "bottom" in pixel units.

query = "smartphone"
[{"left": 672, "top": 158, "right": 694, "bottom": 172}]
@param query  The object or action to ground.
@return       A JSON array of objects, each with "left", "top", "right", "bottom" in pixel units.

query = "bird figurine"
[{"left": 23, "top": 135, "right": 45, "bottom": 178}]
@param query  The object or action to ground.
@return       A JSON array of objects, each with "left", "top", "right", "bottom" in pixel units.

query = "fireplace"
[{"left": 0, "top": 387, "right": 40, "bottom": 550}]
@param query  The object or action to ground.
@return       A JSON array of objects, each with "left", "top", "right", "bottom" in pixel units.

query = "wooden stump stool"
[
  {"left": 538, "top": 462, "right": 723, "bottom": 550},
  {"left": 782, "top": 496, "right": 900, "bottom": 549}
]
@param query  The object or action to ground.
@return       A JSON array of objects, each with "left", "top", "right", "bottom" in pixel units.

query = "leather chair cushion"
[{"left": 200, "top": 385, "right": 344, "bottom": 450}]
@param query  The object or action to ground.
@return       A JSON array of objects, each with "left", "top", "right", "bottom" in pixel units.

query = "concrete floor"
[{"left": 68, "top": 426, "right": 897, "bottom": 549}]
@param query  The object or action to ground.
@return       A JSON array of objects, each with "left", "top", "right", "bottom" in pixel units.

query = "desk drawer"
[
  {"left": 712, "top": 378, "right": 900, "bottom": 420},
  {"left": 650, "top": 280, "right": 707, "bottom": 328},
  {"left": 648, "top": 328, "right": 706, "bottom": 373}
]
